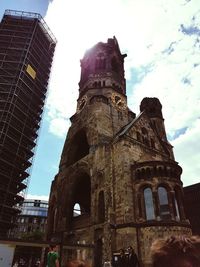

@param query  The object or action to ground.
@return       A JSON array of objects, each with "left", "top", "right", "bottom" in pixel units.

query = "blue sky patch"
[
  {"left": 126, "top": 64, "right": 153, "bottom": 95},
  {"left": 0, "top": 0, "right": 50, "bottom": 18},
  {"left": 168, "top": 127, "right": 188, "bottom": 141},
  {"left": 180, "top": 24, "right": 200, "bottom": 36}
]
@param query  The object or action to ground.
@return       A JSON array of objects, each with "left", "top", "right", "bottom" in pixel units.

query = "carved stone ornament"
[
  {"left": 111, "top": 92, "right": 126, "bottom": 110},
  {"left": 77, "top": 95, "right": 88, "bottom": 113}
]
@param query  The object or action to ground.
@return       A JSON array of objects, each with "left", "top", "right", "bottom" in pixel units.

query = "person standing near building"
[
  {"left": 47, "top": 244, "right": 60, "bottom": 267},
  {"left": 118, "top": 249, "right": 127, "bottom": 267},
  {"left": 127, "top": 246, "right": 140, "bottom": 267}
]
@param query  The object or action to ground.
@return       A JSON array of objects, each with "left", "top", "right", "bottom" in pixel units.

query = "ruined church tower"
[{"left": 47, "top": 37, "right": 191, "bottom": 267}]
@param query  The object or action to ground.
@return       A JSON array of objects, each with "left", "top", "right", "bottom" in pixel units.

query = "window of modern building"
[{"left": 12, "top": 199, "right": 48, "bottom": 238}]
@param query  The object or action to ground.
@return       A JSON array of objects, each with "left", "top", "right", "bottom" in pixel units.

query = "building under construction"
[{"left": 0, "top": 10, "right": 56, "bottom": 237}]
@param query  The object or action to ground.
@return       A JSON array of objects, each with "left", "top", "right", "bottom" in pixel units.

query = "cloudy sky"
[{"left": 1, "top": 0, "right": 200, "bottom": 200}]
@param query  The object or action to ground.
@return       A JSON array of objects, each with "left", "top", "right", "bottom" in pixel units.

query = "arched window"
[
  {"left": 141, "top": 127, "right": 148, "bottom": 135},
  {"left": 98, "top": 191, "right": 105, "bottom": 223},
  {"left": 72, "top": 173, "right": 91, "bottom": 219},
  {"left": 66, "top": 130, "right": 89, "bottom": 167},
  {"left": 150, "top": 138, "right": 155, "bottom": 148},
  {"left": 158, "top": 186, "right": 171, "bottom": 220},
  {"left": 95, "top": 53, "right": 106, "bottom": 70},
  {"left": 73, "top": 203, "right": 81, "bottom": 217},
  {"left": 136, "top": 170, "right": 141, "bottom": 179},
  {"left": 141, "top": 127, "right": 149, "bottom": 146},
  {"left": 144, "top": 188, "right": 155, "bottom": 220},
  {"left": 136, "top": 131, "right": 141, "bottom": 141},
  {"left": 146, "top": 168, "right": 151, "bottom": 178}
]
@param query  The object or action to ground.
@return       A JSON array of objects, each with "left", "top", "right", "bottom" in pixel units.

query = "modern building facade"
[
  {"left": 184, "top": 183, "right": 200, "bottom": 235},
  {"left": 11, "top": 199, "right": 48, "bottom": 267},
  {"left": 47, "top": 37, "right": 191, "bottom": 267},
  {"left": 0, "top": 10, "right": 56, "bottom": 237},
  {"left": 11, "top": 199, "right": 48, "bottom": 239}
]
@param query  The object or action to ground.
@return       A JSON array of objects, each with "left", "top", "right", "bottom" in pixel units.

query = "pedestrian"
[
  {"left": 118, "top": 249, "right": 127, "bottom": 267},
  {"left": 47, "top": 244, "right": 59, "bottom": 267},
  {"left": 127, "top": 246, "right": 139, "bottom": 267},
  {"left": 151, "top": 235, "right": 200, "bottom": 267}
]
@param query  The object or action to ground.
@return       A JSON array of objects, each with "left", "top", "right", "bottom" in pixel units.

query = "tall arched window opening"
[
  {"left": 73, "top": 203, "right": 81, "bottom": 217},
  {"left": 66, "top": 130, "right": 89, "bottom": 167},
  {"left": 141, "top": 127, "right": 149, "bottom": 146},
  {"left": 95, "top": 53, "right": 106, "bottom": 71},
  {"left": 144, "top": 188, "right": 155, "bottom": 220},
  {"left": 158, "top": 186, "right": 171, "bottom": 220},
  {"left": 72, "top": 173, "right": 91, "bottom": 219}
]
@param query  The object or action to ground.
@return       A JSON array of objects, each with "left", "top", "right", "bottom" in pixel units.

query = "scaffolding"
[{"left": 0, "top": 10, "right": 56, "bottom": 237}]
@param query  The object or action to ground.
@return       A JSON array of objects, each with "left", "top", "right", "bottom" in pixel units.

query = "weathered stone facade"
[
  {"left": 184, "top": 183, "right": 200, "bottom": 235},
  {"left": 47, "top": 37, "right": 191, "bottom": 267}
]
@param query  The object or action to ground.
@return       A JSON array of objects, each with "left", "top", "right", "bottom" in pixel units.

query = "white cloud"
[
  {"left": 172, "top": 119, "right": 200, "bottom": 186},
  {"left": 44, "top": 0, "right": 200, "bottom": 185},
  {"left": 48, "top": 117, "right": 71, "bottom": 138}
]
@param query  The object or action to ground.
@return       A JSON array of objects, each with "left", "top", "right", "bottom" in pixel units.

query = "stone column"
[
  {"left": 177, "top": 189, "right": 186, "bottom": 221},
  {"left": 168, "top": 190, "right": 176, "bottom": 220},
  {"left": 152, "top": 190, "right": 160, "bottom": 219}
]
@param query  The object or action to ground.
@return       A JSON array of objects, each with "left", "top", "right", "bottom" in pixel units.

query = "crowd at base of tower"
[
  {"left": 1, "top": 234, "right": 200, "bottom": 267},
  {"left": 48, "top": 235, "right": 200, "bottom": 267},
  {"left": 6, "top": 235, "right": 200, "bottom": 267}
]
